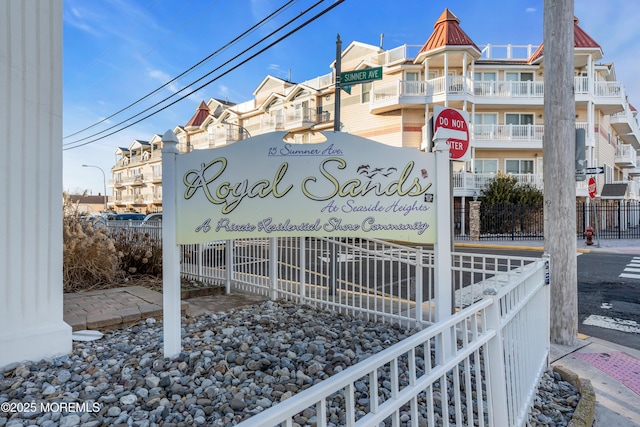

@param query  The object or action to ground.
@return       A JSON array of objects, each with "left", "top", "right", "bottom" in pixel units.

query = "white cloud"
[{"left": 526, "top": 7, "right": 536, "bottom": 13}]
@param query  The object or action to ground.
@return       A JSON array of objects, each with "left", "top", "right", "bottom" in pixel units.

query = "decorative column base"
[{"left": 0, "top": 322, "right": 72, "bottom": 369}]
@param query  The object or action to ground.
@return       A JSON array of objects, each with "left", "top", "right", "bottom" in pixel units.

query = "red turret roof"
[
  {"left": 185, "top": 101, "right": 210, "bottom": 128},
  {"left": 528, "top": 17, "right": 601, "bottom": 63},
  {"left": 418, "top": 9, "right": 480, "bottom": 54}
]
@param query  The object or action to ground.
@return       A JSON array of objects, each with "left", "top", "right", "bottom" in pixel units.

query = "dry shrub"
[
  {"left": 63, "top": 216, "right": 124, "bottom": 292},
  {"left": 110, "top": 229, "right": 163, "bottom": 277},
  {"left": 62, "top": 192, "right": 163, "bottom": 293}
]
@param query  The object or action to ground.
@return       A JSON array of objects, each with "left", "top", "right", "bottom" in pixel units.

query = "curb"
[{"left": 553, "top": 365, "right": 596, "bottom": 427}]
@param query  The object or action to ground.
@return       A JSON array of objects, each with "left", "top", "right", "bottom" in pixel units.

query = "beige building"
[{"left": 108, "top": 8, "right": 640, "bottom": 213}]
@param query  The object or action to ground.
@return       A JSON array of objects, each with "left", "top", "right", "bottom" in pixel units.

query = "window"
[
  {"left": 361, "top": 81, "right": 372, "bottom": 103},
  {"left": 474, "top": 72, "right": 496, "bottom": 81},
  {"left": 505, "top": 113, "right": 534, "bottom": 138},
  {"left": 475, "top": 159, "right": 498, "bottom": 174},
  {"left": 505, "top": 159, "right": 534, "bottom": 174},
  {"left": 406, "top": 72, "right": 420, "bottom": 81},
  {"left": 474, "top": 72, "right": 496, "bottom": 95},
  {"left": 506, "top": 72, "right": 533, "bottom": 81},
  {"left": 604, "top": 163, "right": 613, "bottom": 184},
  {"left": 473, "top": 113, "right": 497, "bottom": 139},
  {"left": 505, "top": 113, "right": 534, "bottom": 125}
]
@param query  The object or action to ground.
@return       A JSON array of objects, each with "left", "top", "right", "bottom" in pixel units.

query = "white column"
[
  {"left": 0, "top": 0, "right": 71, "bottom": 369},
  {"left": 161, "top": 130, "right": 181, "bottom": 358},
  {"left": 433, "top": 134, "right": 454, "bottom": 362}
]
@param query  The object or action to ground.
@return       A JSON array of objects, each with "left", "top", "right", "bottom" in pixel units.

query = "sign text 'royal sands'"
[{"left": 175, "top": 132, "right": 438, "bottom": 243}]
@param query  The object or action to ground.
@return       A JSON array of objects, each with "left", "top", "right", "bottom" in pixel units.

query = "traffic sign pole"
[{"left": 334, "top": 34, "right": 341, "bottom": 132}]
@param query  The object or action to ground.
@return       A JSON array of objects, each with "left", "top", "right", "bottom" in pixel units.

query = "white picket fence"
[{"left": 179, "top": 236, "right": 549, "bottom": 427}]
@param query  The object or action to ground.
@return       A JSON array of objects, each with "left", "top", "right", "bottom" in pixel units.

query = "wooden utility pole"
[{"left": 544, "top": 0, "right": 578, "bottom": 345}]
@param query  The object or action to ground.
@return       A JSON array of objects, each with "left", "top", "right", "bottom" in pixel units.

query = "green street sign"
[{"left": 340, "top": 67, "right": 383, "bottom": 85}]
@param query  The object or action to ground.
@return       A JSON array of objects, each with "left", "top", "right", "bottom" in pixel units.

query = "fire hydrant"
[{"left": 584, "top": 226, "right": 594, "bottom": 245}]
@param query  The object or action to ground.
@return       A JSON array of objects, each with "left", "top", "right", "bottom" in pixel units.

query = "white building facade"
[{"left": 107, "top": 9, "right": 640, "bottom": 213}]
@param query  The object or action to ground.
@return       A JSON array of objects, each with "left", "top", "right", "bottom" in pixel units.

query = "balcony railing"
[
  {"left": 371, "top": 76, "right": 625, "bottom": 110},
  {"left": 615, "top": 144, "right": 638, "bottom": 168},
  {"left": 473, "top": 124, "right": 544, "bottom": 143},
  {"left": 453, "top": 172, "right": 544, "bottom": 192},
  {"left": 284, "top": 108, "right": 329, "bottom": 131}
]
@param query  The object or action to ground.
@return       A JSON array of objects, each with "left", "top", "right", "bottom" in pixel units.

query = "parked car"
[
  {"left": 141, "top": 213, "right": 162, "bottom": 227},
  {"left": 93, "top": 212, "right": 146, "bottom": 227}
]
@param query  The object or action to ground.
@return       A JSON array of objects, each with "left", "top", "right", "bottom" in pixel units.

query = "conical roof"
[
  {"left": 185, "top": 101, "right": 210, "bottom": 128},
  {"left": 528, "top": 17, "right": 602, "bottom": 63},
  {"left": 417, "top": 9, "right": 480, "bottom": 55}
]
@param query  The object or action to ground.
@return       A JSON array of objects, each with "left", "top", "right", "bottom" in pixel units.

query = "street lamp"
[{"left": 82, "top": 164, "right": 108, "bottom": 212}]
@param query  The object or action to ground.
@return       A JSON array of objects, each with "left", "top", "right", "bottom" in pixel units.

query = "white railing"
[
  {"left": 616, "top": 144, "right": 638, "bottom": 162},
  {"left": 473, "top": 124, "right": 544, "bottom": 142},
  {"left": 210, "top": 237, "right": 547, "bottom": 427},
  {"left": 453, "top": 172, "right": 544, "bottom": 191},
  {"left": 102, "top": 228, "right": 548, "bottom": 426},
  {"left": 178, "top": 237, "right": 539, "bottom": 325},
  {"left": 473, "top": 80, "right": 544, "bottom": 98},
  {"left": 479, "top": 44, "right": 540, "bottom": 60},
  {"left": 371, "top": 75, "right": 626, "bottom": 111}
]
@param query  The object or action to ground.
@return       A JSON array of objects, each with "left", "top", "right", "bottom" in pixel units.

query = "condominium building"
[{"left": 108, "top": 8, "right": 640, "bottom": 213}]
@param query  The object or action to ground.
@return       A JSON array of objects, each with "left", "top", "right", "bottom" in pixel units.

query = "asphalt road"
[
  {"left": 457, "top": 248, "right": 640, "bottom": 350},
  {"left": 577, "top": 252, "right": 640, "bottom": 350}
]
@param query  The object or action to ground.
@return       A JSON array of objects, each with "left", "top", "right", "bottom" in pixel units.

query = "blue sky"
[{"left": 62, "top": 0, "right": 640, "bottom": 196}]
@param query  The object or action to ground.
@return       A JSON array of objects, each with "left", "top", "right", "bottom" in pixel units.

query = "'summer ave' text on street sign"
[{"left": 340, "top": 67, "right": 383, "bottom": 85}]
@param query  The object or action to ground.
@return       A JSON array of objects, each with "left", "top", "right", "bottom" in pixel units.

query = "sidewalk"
[
  {"left": 551, "top": 335, "right": 640, "bottom": 426},
  {"left": 455, "top": 238, "right": 640, "bottom": 254}
]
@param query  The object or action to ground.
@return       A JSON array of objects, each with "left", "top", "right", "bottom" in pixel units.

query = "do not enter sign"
[
  {"left": 433, "top": 106, "right": 470, "bottom": 160},
  {"left": 588, "top": 176, "right": 597, "bottom": 199}
]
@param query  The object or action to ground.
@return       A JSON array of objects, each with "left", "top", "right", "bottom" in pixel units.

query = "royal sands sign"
[{"left": 175, "top": 132, "right": 437, "bottom": 244}]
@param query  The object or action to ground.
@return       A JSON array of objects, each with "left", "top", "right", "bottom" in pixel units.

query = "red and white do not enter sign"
[{"left": 433, "top": 106, "right": 470, "bottom": 160}]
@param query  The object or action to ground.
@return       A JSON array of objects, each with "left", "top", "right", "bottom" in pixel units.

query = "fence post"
[
  {"left": 414, "top": 247, "right": 423, "bottom": 325},
  {"left": 484, "top": 293, "right": 509, "bottom": 426},
  {"left": 161, "top": 129, "right": 181, "bottom": 358},
  {"left": 269, "top": 237, "right": 278, "bottom": 300},
  {"left": 299, "top": 236, "right": 306, "bottom": 304},
  {"left": 511, "top": 204, "right": 516, "bottom": 241},
  {"left": 225, "top": 239, "right": 234, "bottom": 294}
]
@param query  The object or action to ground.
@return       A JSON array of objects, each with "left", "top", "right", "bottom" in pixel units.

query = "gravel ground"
[{"left": 1, "top": 301, "right": 578, "bottom": 427}]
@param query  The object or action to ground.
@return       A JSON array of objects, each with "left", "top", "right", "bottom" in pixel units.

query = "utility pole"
[
  {"left": 334, "top": 34, "right": 341, "bottom": 132},
  {"left": 544, "top": 0, "right": 578, "bottom": 345}
]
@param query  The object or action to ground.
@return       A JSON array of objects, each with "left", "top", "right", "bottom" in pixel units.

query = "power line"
[
  {"left": 64, "top": 0, "right": 297, "bottom": 140},
  {"left": 63, "top": 0, "right": 344, "bottom": 151}
]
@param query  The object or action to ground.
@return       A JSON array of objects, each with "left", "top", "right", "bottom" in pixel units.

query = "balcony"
[
  {"left": 122, "top": 175, "right": 144, "bottom": 186},
  {"left": 452, "top": 172, "right": 543, "bottom": 194},
  {"left": 369, "top": 75, "right": 626, "bottom": 114},
  {"left": 472, "top": 124, "right": 543, "bottom": 149},
  {"left": 629, "top": 159, "right": 640, "bottom": 177},
  {"left": 615, "top": 144, "right": 638, "bottom": 168},
  {"left": 108, "top": 178, "right": 125, "bottom": 188},
  {"left": 451, "top": 171, "right": 600, "bottom": 199},
  {"left": 575, "top": 77, "right": 625, "bottom": 114},
  {"left": 610, "top": 107, "right": 640, "bottom": 147},
  {"left": 260, "top": 115, "right": 284, "bottom": 133},
  {"left": 284, "top": 109, "right": 329, "bottom": 132}
]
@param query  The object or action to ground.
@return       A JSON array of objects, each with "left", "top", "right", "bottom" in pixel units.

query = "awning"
[{"left": 600, "top": 183, "right": 628, "bottom": 199}]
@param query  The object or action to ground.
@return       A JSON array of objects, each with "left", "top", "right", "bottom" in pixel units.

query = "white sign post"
[{"left": 161, "top": 130, "right": 182, "bottom": 358}]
